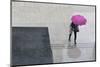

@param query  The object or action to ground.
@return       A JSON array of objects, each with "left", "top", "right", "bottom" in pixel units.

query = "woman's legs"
[
  {"left": 74, "top": 31, "right": 77, "bottom": 44},
  {"left": 68, "top": 30, "right": 72, "bottom": 41}
]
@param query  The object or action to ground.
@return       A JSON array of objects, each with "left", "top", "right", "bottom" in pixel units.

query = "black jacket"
[{"left": 70, "top": 22, "right": 79, "bottom": 32}]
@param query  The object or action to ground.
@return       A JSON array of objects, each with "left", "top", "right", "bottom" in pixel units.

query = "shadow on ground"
[{"left": 67, "top": 42, "right": 81, "bottom": 58}]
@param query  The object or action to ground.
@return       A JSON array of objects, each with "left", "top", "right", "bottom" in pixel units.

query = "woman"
[{"left": 68, "top": 22, "right": 79, "bottom": 45}]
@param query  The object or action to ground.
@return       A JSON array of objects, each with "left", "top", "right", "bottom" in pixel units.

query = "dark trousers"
[{"left": 68, "top": 30, "right": 77, "bottom": 43}]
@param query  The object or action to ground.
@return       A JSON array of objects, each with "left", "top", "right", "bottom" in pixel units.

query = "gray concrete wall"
[{"left": 12, "top": 2, "right": 95, "bottom": 44}]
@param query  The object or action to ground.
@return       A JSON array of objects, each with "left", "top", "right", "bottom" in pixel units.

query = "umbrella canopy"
[{"left": 71, "top": 15, "right": 87, "bottom": 25}]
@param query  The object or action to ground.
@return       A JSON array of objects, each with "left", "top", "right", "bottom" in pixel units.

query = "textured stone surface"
[{"left": 12, "top": 27, "right": 53, "bottom": 65}]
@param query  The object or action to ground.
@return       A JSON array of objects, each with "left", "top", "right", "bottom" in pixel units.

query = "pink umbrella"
[{"left": 71, "top": 15, "right": 87, "bottom": 25}]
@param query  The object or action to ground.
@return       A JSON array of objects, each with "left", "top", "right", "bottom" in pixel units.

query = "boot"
[{"left": 74, "top": 40, "right": 77, "bottom": 44}]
